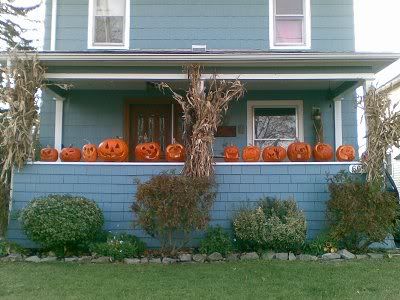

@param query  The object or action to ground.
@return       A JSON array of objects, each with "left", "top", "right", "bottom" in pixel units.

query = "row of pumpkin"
[{"left": 40, "top": 138, "right": 356, "bottom": 163}]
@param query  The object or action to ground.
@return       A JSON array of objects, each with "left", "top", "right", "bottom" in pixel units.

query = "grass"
[{"left": 1, "top": 259, "right": 400, "bottom": 299}]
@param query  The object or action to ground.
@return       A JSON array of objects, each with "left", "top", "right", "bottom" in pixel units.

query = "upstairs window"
[
  {"left": 269, "top": 0, "right": 311, "bottom": 49},
  {"left": 88, "top": 0, "right": 130, "bottom": 49}
]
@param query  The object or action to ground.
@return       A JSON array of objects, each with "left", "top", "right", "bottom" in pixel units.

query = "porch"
[{"left": 7, "top": 51, "right": 396, "bottom": 246}]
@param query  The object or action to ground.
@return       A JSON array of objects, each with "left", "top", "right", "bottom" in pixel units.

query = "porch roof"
[{"left": 16, "top": 50, "right": 400, "bottom": 73}]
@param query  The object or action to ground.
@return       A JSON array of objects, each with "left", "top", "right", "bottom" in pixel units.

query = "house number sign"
[{"left": 348, "top": 164, "right": 366, "bottom": 174}]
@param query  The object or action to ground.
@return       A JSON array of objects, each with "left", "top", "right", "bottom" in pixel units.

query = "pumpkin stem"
[
  {"left": 84, "top": 139, "right": 91, "bottom": 145},
  {"left": 143, "top": 133, "right": 149, "bottom": 143},
  {"left": 172, "top": 138, "right": 176, "bottom": 144}
]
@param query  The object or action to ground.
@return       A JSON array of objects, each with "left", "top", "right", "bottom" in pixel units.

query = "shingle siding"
[
  {"left": 8, "top": 163, "right": 352, "bottom": 247},
  {"left": 44, "top": 0, "right": 355, "bottom": 52}
]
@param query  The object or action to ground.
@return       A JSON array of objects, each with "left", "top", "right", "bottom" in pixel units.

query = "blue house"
[{"left": 6, "top": 0, "right": 399, "bottom": 246}]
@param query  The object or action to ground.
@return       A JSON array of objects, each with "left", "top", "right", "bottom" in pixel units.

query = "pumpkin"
[
  {"left": 336, "top": 145, "right": 356, "bottom": 162},
  {"left": 224, "top": 145, "right": 240, "bottom": 162},
  {"left": 40, "top": 146, "right": 58, "bottom": 162},
  {"left": 82, "top": 142, "right": 98, "bottom": 162},
  {"left": 135, "top": 142, "right": 161, "bottom": 162},
  {"left": 166, "top": 139, "right": 185, "bottom": 162},
  {"left": 262, "top": 140, "right": 286, "bottom": 162},
  {"left": 60, "top": 146, "right": 81, "bottom": 162},
  {"left": 242, "top": 145, "right": 261, "bottom": 162},
  {"left": 98, "top": 138, "right": 129, "bottom": 162},
  {"left": 313, "top": 143, "right": 334, "bottom": 162},
  {"left": 287, "top": 140, "right": 312, "bottom": 162}
]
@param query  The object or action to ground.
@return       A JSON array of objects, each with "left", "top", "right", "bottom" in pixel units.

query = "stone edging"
[{"left": 1, "top": 249, "right": 399, "bottom": 264}]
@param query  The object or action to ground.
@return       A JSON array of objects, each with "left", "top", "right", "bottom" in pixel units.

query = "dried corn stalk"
[
  {"left": 0, "top": 52, "right": 45, "bottom": 181},
  {"left": 158, "top": 65, "right": 245, "bottom": 178},
  {"left": 361, "top": 85, "right": 400, "bottom": 183}
]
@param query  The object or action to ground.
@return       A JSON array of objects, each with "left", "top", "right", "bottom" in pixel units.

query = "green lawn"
[{"left": 1, "top": 259, "right": 400, "bottom": 299}]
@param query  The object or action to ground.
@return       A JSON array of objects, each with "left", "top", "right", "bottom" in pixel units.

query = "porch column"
[
  {"left": 334, "top": 96, "right": 343, "bottom": 152},
  {"left": 54, "top": 95, "right": 65, "bottom": 153}
]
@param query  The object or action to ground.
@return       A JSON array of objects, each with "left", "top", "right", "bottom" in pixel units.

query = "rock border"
[{"left": 1, "top": 249, "right": 398, "bottom": 265}]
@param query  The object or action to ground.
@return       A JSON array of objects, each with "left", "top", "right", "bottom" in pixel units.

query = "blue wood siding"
[
  {"left": 39, "top": 88, "right": 358, "bottom": 156},
  {"left": 8, "top": 163, "right": 352, "bottom": 247},
  {"left": 45, "top": 0, "right": 355, "bottom": 52}
]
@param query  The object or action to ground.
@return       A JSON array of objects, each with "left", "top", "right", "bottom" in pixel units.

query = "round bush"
[{"left": 20, "top": 195, "right": 104, "bottom": 251}]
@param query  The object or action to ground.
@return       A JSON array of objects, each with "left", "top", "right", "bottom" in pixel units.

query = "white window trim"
[
  {"left": 246, "top": 100, "right": 304, "bottom": 145},
  {"left": 269, "top": 0, "right": 311, "bottom": 50},
  {"left": 88, "top": 0, "right": 130, "bottom": 50}
]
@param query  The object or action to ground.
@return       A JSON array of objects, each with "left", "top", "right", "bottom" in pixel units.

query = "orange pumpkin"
[
  {"left": 336, "top": 145, "right": 356, "bottom": 162},
  {"left": 40, "top": 146, "right": 58, "bottom": 162},
  {"left": 287, "top": 140, "right": 312, "bottom": 162},
  {"left": 224, "top": 145, "right": 240, "bottom": 162},
  {"left": 166, "top": 139, "right": 185, "bottom": 162},
  {"left": 98, "top": 138, "right": 129, "bottom": 162},
  {"left": 82, "top": 142, "right": 98, "bottom": 162},
  {"left": 135, "top": 142, "right": 161, "bottom": 162},
  {"left": 242, "top": 145, "right": 261, "bottom": 162},
  {"left": 262, "top": 140, "right": 287, "bottom": 162},
  {"left": 313, "top": 143, "right": 334, "bottom": 162},
  {"left": 60, "top": 146, "right": 81, "bottom": 162}
]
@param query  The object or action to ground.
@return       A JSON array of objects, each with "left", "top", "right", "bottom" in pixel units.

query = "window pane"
[
  {"left": 275, "top": 19, "right": 303, "bottom": 44},
  {"left": 276, "top": 0, "right": 303, "bottom": 15},
  {"left": 255, "top": 139, "right": 293, "bottom": 149},
  {"left": 96, "top": 0, "right": 125, "bottom": 16},
  {"left": 94, "top": 16, "right": 124, "bottom": 43},
  {"left": 254, "top": 108, "right": 297, "bottom": 140}
]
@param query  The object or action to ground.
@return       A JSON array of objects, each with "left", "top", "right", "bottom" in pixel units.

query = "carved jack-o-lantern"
[
  {"left": 60, "top": 146, "right": 81, "bottom": 162},
  {"left": 166, "top": 139, "right": 185, "bottom": 162},
  {"left": 336, "top": 145, "right": 356, "bottom": 162},
  {"left": 82, "top": 142, "right": 98, "bottom": 162},
  {"left": 98, "top": 138, "right": 129, "bottom": 162},
  {"left": 242, "top": 145, "right": 261, "bottom": 162},
  {"left": 313, "top": 143, "right": 333, "bottom": 162},
  {"left": 40, "top": 146, "right": 58, "bottom": 162},
  {"left": 224, "top": 145, "right": 240, "bottom": 162},
  {"left": 262, "top": 140, "right": 287, "bottom": 162},
  {"left": 287, "top": 140, "right": 312, "bottom": 162},
  {"left": 135, "top": 142, "right": 161, "bottom": 162}
]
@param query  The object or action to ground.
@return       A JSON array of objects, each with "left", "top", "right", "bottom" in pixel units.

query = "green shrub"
[
  {"left": 133, "top": 173, "right": 216, "bottom": 253},
  {"left": 302, "top": 231, "right": 339, "bottom": 256},
  {"left": 233, "top": 207, "right": 267, "bottom": 251},
  {"left": 89, "top": 233, "right": 146, "bottom": 261},
  {"left": 20, "top": 195, "right": 104, "bottom": 255},
  {"left": 327, "top": 172, "right": 399, "bottom": 251},
  {"left": 233, "top": 198, "right": 307, "bottom": 252},
  {"left": 0, "top": 240, "right": 26, "bottom": 256},
  {"left": 259, "top": 198, "right": 307, "bottom": 253},
  {"left": 199, "top": 226, "right": 233, "bottom": 255}
]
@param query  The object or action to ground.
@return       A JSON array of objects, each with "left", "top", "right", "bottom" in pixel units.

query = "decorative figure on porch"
[
  {"left": 60, "top": 145, "right": 81, "bottom": 162},
  {"left": 242, "top": 144, "right": 261, "bottom": 162},
  {"left": 157, "top": 65, "right": 245, "bottom": 177},
  {"left": 262, "top": 139, "right": 287, "bottom": 162},
  {"left": 223, "top": 144, "right": 240, "bottom": 162},
  {"left": 336, "top": 145, "right": 356, "bottom": 162},
  {"left": 82, "top": 141, "right": 98, "bottom": 162},
  {"left": 98, "top": 138, "right": 129, "bottom": 162},
  {"left": 166, "top": 139, "right": 185, "bottom": 162},
  {"left": 40, "top": 146, "right": 58, "bottom": 162},
  {"left": 287, "top": 139, "right": 312, "bottom": 162},
  {"left": 312, "top": 107, "right": 333, "bottom": 161},
  {"left": 361, "top": 85, "right": 400, "bottom": 183}
]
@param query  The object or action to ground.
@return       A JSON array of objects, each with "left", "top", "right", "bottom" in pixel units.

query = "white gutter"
[{"left": 50, "top": 0, "right": 57, "bottom": 51}]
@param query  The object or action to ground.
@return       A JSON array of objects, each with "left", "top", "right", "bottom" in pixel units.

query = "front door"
[{"left": 128, "top": 105, "right": 172, "bottom": 161}]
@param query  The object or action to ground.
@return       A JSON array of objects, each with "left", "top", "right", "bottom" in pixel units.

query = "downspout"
[{"left": 50, "top": 0, "right": 57, "bottom": 51}]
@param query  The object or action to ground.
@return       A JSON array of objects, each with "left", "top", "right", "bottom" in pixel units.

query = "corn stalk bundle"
[
  {"left": 158, "top": 65, "right": 245, "bottom": 178},
  {"left": 0, "top": 52, "right": 45, "bottom": 181},
  {"left": 362, "top": 85, "right": 400, "bottom": 184}
]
